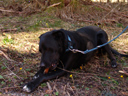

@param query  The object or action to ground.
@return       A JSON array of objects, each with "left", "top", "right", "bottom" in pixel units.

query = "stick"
[
  {"left": 0, "top": 8, "right": 15, "bottom": 13},
  {"left": 67, "top": 91, "right": 71, "bottom": 96},
  {"left": 40, "top": 28, "right": 54, "bottom": 30},
  {"left": 47, "top": 82, "right": 52, "bottom": 90},
  {"left": 93, "top": 3, "right": 110, "bottom": 11},
  {"left": 3, "top": 62, "right": 23, "bottom": 80},
  {"left": 77, "top": 19, "right": 94, "bottom": 23},
  {"left": 0, "top": 86, "right": 22, "bottom": 90},
  {"left": 35, "top": 0, "right": 44, "bottom": 9},
  {"left": 48, "top": 2, "right": 62, "bottom": 8},
  {"left": 57, "top": 67, "right": 96, "bottom": 76},
  {"left": 119, "top": 70, "right": 128, "bottom": 76},
  {"left": 0, "top": 50, "right": 15, "bottom": 62},
  {"left": 1, "top": 28, "right": 17, "bottom": 32}
]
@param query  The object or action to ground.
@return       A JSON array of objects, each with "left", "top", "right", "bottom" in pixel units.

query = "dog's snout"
[{"left": 40, "top": 62, "right": 45, "bottom": 67}]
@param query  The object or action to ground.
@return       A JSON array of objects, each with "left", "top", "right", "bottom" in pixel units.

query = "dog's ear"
[
  {"left": 39, "top": 34, "right": 43, "bottom": 39},
  {"left": 52, "top": 29, "right": 65, "bottom": 40}
]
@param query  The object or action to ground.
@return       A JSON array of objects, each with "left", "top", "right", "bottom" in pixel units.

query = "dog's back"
[{"left": 77, "top": 26, "right": 106, "bottom": 46}]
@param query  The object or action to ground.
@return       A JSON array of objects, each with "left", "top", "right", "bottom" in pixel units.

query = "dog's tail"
[{"left": 111, "top": 48, "right": 128, "bottom": 57}]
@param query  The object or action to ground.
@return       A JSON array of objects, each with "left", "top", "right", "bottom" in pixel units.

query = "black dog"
[{"left": 23, "top": 26, "right": 128, "bottom": 92}]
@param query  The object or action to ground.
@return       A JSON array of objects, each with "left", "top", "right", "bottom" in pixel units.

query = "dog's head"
[{"left": 39, "top": 29, "right": 66, "bottom": 70}]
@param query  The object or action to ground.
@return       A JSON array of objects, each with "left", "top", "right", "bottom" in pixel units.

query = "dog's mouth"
[{"left": 44, "top": 63, "right": 59, "bottom": 74}]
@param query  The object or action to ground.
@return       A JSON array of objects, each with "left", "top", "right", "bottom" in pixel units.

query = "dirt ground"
[{"left": 0, "top": 1, "right": 128, "bottom": 96}]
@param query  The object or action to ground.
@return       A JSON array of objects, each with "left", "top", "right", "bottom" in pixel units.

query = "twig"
[
  {"left": 113, "top": 12, "right": 128, "bottom": 18},
  {"left": 40, "top": 28, "right": 54, "bottom": 31},
  {"left": 93, "top": 3, "right": 128, "bottom": 24},
  {"left": 48, "top": 2, "right": 62, "bottom": 8},
  {"left": 119, "top": 70, "right": 128, "bottom": 76},
  {"left": 67, "top": 91, "right": 71, "bottom": 96},
  {"left": 35, "top": 0, "right": 44, "bottom": 9},
  {"left": 53, "top": 85, "right": 59, "bottom": 93},
  {"left": 57, "top": 67, "right": 96, "bottom": 76},
  {"left": 29, "top": 45, "right": 37, "bottom": 55},
  {"left": 3, "top": 62, "right": 23, "bottom": 80},
  {"left": 0, "top": 86, "right": 22, "bottom": 90},
  {"left": 122, "top": 92, "right": 128, "bottom": 95},
  {"left": 47, "top": 82, "right": 52, "bottom": 90},
  {"left": 43, "top": 0, "right": 50, "bottom": 11},
  {"left": 68, "top": 86, "right": 75, "bottom": 94},
  {"left": 0, "top": 8, "right": 15, "bottom": 13},
  {"left": 0, "top": 50, "right": 15, "bottom": 62},
  {"left": 96, "top": 3, "right": 121, "bottom": 24},
  {"left": 77, "top": 19, "right": 94, "bottom": 23},
  {"left": 1, "top": 28, "right": 17, "bottom": 32},
  {"left": 93, "top": 3, "right": 110, "bottom": 11}
]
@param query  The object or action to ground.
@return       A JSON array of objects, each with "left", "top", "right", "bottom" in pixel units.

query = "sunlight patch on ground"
[
  {"left": 112, "top": 33, "right": 128, "bottom": 53},
  {"left": 0, "top": 30, "right": 47, "bottom": 54}
]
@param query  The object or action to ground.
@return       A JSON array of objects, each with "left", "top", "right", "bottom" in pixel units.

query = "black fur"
[{"left": 23, "top": 26, "right": 128, "bottom": 92}]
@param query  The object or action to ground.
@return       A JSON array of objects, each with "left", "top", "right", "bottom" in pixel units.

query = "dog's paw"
[
  {"left": 23, "top": 81, "right": 38, "bottom": 93},
  {"left": 23, "top": 85, "right": 31, "bottom": 92},
  {"left": 33, "top": 75, "right": 39, "bottom": 80}
]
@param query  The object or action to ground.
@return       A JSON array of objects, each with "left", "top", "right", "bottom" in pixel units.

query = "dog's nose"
[{"left": 40, "top": 62, "right": 45, "bottom": 67}]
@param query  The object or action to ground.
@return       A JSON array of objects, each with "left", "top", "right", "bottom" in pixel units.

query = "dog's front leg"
[
  {"left": 33, "top": 67, "right": 45, "bottom": 80},
  {"left": 23, "top": 54, "right": 76, "bottom": 92},
  {"left": 23, "top": 69, "right": 65, "bottom": 92}
]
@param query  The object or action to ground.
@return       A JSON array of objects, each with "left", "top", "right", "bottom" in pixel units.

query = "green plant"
[
  {"left": 116, "top": 23, "right": 123, "bottom": 28},
  {"left": 55, "top": 92, "right": 59, "bottom": 95},
  {"left": 85, "top": 87, "right": 89, "bottom": 90},
  {"left": 1, "top": 66, "right": 6, "bottom": 70},
  {"left": 112, "top": 79, "right": 119, "bottom": 85},
  {"left": 44, "top": 94, "right": 49, "bottom": 96},
  {"left": 25, "top": 69, "right": 31, "bottom": 71},
  {"left": 0, "top": 75, "right": 4, "bottom": 79},
  {"left": 8, "top": 79, "right": 11, "bottom": 82},
  {"left": 1, "top": 81, "right": 5, "bottom": 85},
  {"left": 41, "top": 83, "right": 47, "bottom": 87},
  {"left": 3, "top": 37, "right": 14, "bottom": 44}
]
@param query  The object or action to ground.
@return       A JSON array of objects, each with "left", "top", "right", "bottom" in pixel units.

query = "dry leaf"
[
  {"left": 122, "top": 92, "right": 128, "bottom": 95},
  {"left": 45, "top": 90, "right": 53, "bottom": 94}
]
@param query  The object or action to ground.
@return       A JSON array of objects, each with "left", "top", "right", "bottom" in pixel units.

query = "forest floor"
[{"left": 0, "top": 2, "right": 128, "bottom": 96}]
